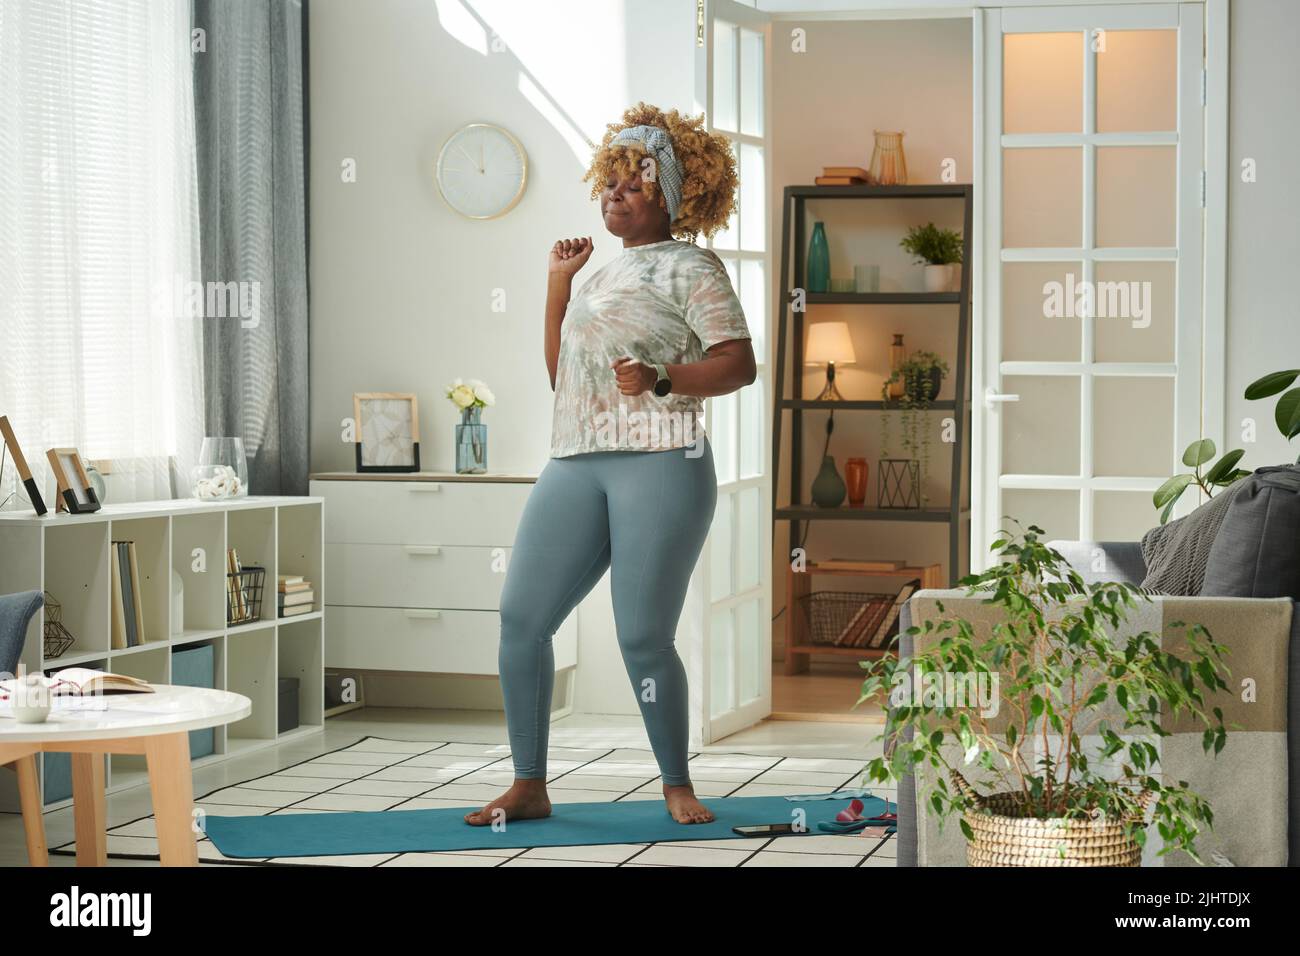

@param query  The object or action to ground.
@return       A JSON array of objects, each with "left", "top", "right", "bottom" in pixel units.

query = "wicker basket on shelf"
[
  {"left": 798, "top": 589, "right": 897, "bottom": 647},
  {"left": 952, "top": 770, "right": 1152, "bottom": 868}
]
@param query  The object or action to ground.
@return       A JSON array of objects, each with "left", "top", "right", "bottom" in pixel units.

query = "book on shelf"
[
  {"left": 278, "top": 589, "right": 314, "bottom": 609},
  {"left": 116, "top": 543, "right": 136, "bottom": 646},
  {"left": 279, "top": 603, "right": 313, "bottom": 618},
  {"left": 110, "top": 545, "right": 127, "bottom": 650},
  {"left": 127, "top": 541, "right": 145, "bottom": 645},
  {"left": 0, "top": 667, "right": 154, "bottom": 700},
  {"left": 866, "top": 578, "right": 923, "bottom": 649},
  {"left": 815, "top": 175, "right": 869, "bottom": 186},
  {"left": 817, "top": 558, "right": 905, "bottom": 572},
  {"left": 278, "top": 574, "right": 304, "bottom": 589},
  {"left": 109, "top": 539, "right": 147, "bottom": 648},
  {"left": 833, "top": 596, "right": 892, "bottom": 647},
  {"left": 822, "top": 165, "right": 871, "bottom": 179}
]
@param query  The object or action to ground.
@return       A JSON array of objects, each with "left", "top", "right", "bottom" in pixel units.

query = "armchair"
[{"left": 0, "top": 590, "right": 50, "bottom": 866}]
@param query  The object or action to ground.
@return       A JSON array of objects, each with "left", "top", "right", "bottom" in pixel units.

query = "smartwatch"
[{"left": 652, "top": 363, "right": 672, "bottom": 397}]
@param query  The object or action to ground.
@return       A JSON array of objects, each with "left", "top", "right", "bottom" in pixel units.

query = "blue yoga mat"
[{"left": 203, "top": 793, "right": 890, "bottom": 858}]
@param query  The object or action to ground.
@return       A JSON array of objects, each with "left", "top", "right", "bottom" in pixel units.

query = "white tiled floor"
[{"left": 5, "top": 707, "right": 894, "bottom": 868}]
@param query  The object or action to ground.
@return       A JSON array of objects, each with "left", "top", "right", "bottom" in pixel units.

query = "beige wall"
[
  {"left": 768, "top": 16, "right": 974, "bottom": 653},
  {"left": 1225, "top": 0, "right": 1300, "bottom": 468}
]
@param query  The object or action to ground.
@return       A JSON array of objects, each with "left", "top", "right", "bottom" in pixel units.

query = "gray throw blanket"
[{"left": 1140, "top": 480, "right": 1247, "bottom": 595}]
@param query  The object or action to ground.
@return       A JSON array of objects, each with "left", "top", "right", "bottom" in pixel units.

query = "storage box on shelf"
[
  {"left": 308, "top": 473, "right": 576, "bottom": 694},
  {"left": 0, "top": 495, "right": 325, "bottom": 811}
]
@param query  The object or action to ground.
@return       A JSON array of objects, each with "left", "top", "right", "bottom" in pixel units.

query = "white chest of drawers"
[{"left": 308, "top": 473, "right": 576, "bottom": 677}]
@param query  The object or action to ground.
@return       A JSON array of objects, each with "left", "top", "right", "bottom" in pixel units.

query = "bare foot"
[
  {"left": 463, "top": 779, "right": 552, "bottom": 826},
  {"left": 664, "top": 783, "right": 714, "bottom": 824}
]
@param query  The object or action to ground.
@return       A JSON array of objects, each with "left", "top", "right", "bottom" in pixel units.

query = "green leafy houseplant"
[
  {"left": 859, "top": 522, "right": 1231, "bottom": 863},
  {"left": 881, "top": 351, "right": 949, "bottom": 504},
  {"left": 899, "top": 222, "right": 963, "bottom": 266},
  {"left": 1152, "top": 439, "right": 1249, "bottom": 525},
  {"left": 1244, "top": 366, "right": 1300, "bottom": 447},
  {"left": 1153, "top": 364, "right": 1299, "bottom": 521}
]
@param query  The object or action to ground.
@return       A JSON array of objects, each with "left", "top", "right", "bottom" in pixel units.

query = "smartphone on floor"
[{"left": 732, "top": 823, "right": 799, "bottom": 837}]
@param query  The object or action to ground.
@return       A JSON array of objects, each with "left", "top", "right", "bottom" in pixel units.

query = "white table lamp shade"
[{"left": 805, "top": 321, "right": 857, "bottom": 366}]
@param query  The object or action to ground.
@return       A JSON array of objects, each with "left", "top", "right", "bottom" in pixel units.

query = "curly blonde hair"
[{"left": 582, "top": 102, "right": 738, "bottom": 243}]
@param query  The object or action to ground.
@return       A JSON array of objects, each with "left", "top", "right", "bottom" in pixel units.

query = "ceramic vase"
[
  {"left": 845, "top": 458, "right": 868, "bottom": 507},
  {"left": 811, "top": 455, "right": 846, "bottom": 507}
]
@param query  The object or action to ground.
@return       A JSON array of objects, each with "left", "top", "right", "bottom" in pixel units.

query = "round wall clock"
[{"left": 435, "top": 123, "right": 528, "bottom": 220}]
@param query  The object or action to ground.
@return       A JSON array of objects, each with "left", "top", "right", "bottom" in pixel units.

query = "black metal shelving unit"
[{"left": 771, "top": 183, "right": 973, "bottom": 586}]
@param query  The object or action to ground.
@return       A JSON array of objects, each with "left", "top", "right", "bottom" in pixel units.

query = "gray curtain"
[{"left": 193, "top": 0, "right": 310, "bottom": 495}]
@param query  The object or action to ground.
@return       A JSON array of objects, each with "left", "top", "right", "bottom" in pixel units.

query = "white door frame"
[
  {"left": 971, "top": 1, "right": 1227, "bottom": 564},
  {"left": 691, "top": 0, "right": 774, "bottom": 745}
]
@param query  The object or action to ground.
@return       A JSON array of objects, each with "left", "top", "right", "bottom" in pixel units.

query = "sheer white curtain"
[{"left": 0, "top": 0, "right": 204, "bottom": 505}]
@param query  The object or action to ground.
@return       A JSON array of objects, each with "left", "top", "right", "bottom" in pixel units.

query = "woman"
[{"left": 464, "top": 103, "right": 755, "bottom": 827}]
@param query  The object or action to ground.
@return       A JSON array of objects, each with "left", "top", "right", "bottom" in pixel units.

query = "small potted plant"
[
  {"left": 881, "top": 351, "right": 949, "bottom": 504},
  {"left": 445, "top": 378, "right": 495, "bottom": 474},
  {"left": 859, "top": 522, "right": 1231, "bottom": 867},
  {"left": 900, "top": 222, "right": 963, "bottom": 293}
]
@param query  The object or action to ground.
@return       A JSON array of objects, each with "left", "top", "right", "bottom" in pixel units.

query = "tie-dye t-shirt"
[{"left": 550, "top": 238, "right": 752, "bottom": 458}]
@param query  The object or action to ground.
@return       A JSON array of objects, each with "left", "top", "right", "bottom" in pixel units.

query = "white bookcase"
[{"left": 0, "top": 496, "right": 324, "bottom": 811}]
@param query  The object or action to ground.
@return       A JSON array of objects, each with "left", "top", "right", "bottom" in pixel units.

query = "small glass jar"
[
  {"left": 869, "top": 131, "right": 907, "bottom": 186},
  {"left": 192, "top": 437, "right": 248, "bottom": 500}
]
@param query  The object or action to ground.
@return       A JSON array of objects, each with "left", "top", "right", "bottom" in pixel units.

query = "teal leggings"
[{"left": 498, "top": 438, "right": 717, "bottom": 787}]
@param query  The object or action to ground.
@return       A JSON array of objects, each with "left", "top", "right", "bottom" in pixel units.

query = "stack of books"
[
  {"left": 279, "top": 574, "right": 315, "bottom": 618},
  {"left": 815, "top": 165, "right": 874, "bottom": 186},
  {"left": 110, "top": 539, "right": 146, "bottom": 648}
]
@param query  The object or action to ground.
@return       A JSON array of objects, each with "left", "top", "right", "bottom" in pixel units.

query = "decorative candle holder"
[{"left": 878, "top": 458, "right": 921, "bottom": 509}]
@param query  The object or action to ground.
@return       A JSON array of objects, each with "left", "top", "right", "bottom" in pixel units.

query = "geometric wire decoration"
[
  {"left": 877, "top": 458, "right": 921, "bottom": 509},
  {"left": 42, "top": 591, "right": 75, "bottom": 659}
]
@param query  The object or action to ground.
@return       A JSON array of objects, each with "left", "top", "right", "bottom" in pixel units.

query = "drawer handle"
[
  {"left": 404, "top": 609, "right": 442, "bottom": 620},
  {"left": 408, "top": 484, "right": 442, "bottom": 492},
  {"left": 404, "top": 545, "right": 442, "bottom": 556}
]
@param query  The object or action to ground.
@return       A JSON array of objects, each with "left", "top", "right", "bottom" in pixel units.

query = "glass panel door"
[
  {"left": 690, "top": 0, "right": 771, "bottom": 745},
  {"left": 977, "top": 4, "right": 1204, "bottom": 562}
]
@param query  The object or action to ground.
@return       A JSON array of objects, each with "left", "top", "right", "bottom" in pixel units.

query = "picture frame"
[
  {"left": 0, "top": 415, "right": 48, "bottom": 516},
  {"left": 353, "top": 392, "right": 421, "bottom": 473},
  {"left": 46, "top": 447, "right": 102, "bottom": 514}
]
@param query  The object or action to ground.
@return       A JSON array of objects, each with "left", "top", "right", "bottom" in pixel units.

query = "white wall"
[
  {"left": 308, "top": 0, "right": 696, "bottom": 716},
  {"left": 1225, "top": 0, "right": 1300, "bottom": 467}
]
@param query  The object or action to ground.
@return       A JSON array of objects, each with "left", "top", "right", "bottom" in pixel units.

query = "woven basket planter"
[{"left": 952, "top": 771, "right": 1151, "bottom": 868}]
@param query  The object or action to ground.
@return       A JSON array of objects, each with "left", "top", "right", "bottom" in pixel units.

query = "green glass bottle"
[{"left": 807, "top": 221, "right": 829, "bottom": 293}]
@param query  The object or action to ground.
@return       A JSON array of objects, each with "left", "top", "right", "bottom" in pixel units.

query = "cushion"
[
  {"left": 1201, "top": 464, "right": 1300, "bottom": 600},
  {"left": 1139, "top": 480, "right": 1245, "bottom": 595}
]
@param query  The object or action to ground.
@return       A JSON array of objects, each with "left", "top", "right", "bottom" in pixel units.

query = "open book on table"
[{"left": 0, "top": 667, "right": 155, "bottom": 701}]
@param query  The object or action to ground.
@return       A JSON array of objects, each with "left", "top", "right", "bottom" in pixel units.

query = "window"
[{"left": 0, "top": 0, "right": 204, "bottom": 503}]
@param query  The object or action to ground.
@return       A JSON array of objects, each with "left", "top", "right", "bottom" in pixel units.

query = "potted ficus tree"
[
  {"left": 859, "top": 523, "right": 1231, "bottom": 866},
  {"left": 900, "top": 222, "right": 963, "bottom": 293}
]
